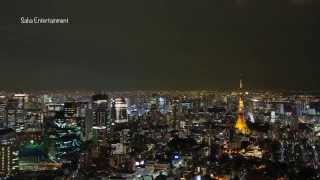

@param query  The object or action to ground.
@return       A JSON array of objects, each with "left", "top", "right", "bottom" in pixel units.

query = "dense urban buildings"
[{"left": 0, "top": 86, "right": 316, "bottom": 179}]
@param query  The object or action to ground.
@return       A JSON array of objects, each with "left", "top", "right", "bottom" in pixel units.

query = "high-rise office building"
[
  {"left": 92, "top": 94, "right": 109, "bottom": 144},
  {"left": 46, "top": 103, "right": 64, "bottom": 118},
  {"left": 48, "top": 111, "right": 81, "bottom": 161},
  {"left": 5, "top": 96, "right": 27, "bottom": 133},
  {"left": 15, "top": 109, "right": 25, "bottom": 133},
  {"left": 82, "top": 106, "right": 93, "bottom": 142},
  {"left": 0, "top": 128, "right": 18, "bottom": 177},
  {"left": 0, "top": 103, "right": 6, "bottom": 128},
  {"left": 64, "top": 101, "right": 77, "bottom": 125},
  {"left": 6, "top": 99, "right": 18, "bottom": 132},
  {"left": 111, "top": 97, "right": 128, "bottom": 123},
  {"left": 12, "top": 94, "right": 28, "bottom": 109}
]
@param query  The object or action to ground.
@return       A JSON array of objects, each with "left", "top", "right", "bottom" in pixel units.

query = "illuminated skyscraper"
[
  {"left": 12, "top": 94, "right": 28, "bottom": 109},
  {"left": 48, "top": 111, "right": 81, "bottom": 161},
  {"left": 6, "top": 99, "right": 18, "bottom": 132},
  {"left": 90, "top": 94, "right": 111, "bottom": 160},
  {"left": 82, "top": 106, "right": 93, "bottom": 141},
  {"left": 0, "top": 103, "right": 6, "bottom": 128},
  {"left": 0, "top": 128, "right": 18, "bottom": 177},
  {"left": 63, "top": 101, "right": 77, "bottom": 125},
  {"left": 92, "top": 94, "right": 109, "bottom": 145},
  {"left": 15, "top": 109, "right": 24, "bottom": 133},
  {"left": 234, "top": 78, "right": 250, "bottom": 135},
  {"left": 10, "top": 94, "right": 27, "bottom": 133},
  {"left": 111, "top": 97, "right": 128, "bottom": 123}
]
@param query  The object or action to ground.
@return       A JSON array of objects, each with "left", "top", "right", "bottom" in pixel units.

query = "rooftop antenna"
[{"left": 240, "top": 74, "right": 244, "bottom": 90}]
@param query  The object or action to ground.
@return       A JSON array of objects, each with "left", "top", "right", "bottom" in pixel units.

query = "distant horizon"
[{"left": 1, "top": 87, "right": 320, "bottom": 93}]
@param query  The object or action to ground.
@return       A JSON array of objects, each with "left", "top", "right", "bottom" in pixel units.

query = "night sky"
[{"left": 1, "top": 0, "right": 320, "bottom": 90}]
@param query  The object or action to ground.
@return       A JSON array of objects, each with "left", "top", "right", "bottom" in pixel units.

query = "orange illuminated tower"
[{"left": 235, "top": 78, "right": 250, "bottom": 135}]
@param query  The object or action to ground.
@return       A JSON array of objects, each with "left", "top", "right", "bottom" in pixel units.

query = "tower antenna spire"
[{"left": 240, "top": 74, "right": 243, "bottom": 90}]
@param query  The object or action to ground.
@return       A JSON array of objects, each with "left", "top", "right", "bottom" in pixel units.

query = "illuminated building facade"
[
  {"left": 88, "top": 94, "right": 111, "bottom": 161},
  {"left": 0, "top": 103, "right": 6, "bottom": 128},
  {"left": 92, "top": 94, "right": 110, "bottom": 146},
  {"left": 63, "top": 101, "right": 77, "bottom": 125},
  {"left": 0, "top": 128, "right": 18, "bottom": 177},
  {"left": 111, "top": 97, "right": 128, "bottom": 123},
  {"left": 234, "top": 79, "right": 250, "bottom": 135},
  {"left": 13, "top": 94, "right": 28, "bottom": 133},
  {"left": 46, "top": 103, "right": 64, "bottom": 118},
  {"left": 15, "top": 109, "right": 25, "bottom": 133},
  {"left": 6, "top": 99, "right": 18, "bottom": 132},
  {"left": 82, "top": 107, "right": 93, "bottom": 141},
  {"left": 48, "top": 111, "right": 81, "bottom": 161},
  {"left": 24, "top": 109, "right": 43, "bottom": 130},
  {"left": 76, "top": 101, "right": 89, "bottom": 119},
  {"left": 12, "top": 94, "right": 28, "bottom": 106}
]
